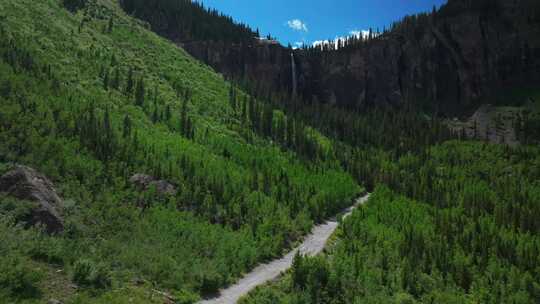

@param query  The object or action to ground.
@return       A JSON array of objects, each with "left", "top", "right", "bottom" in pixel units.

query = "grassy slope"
[{"left": 0, "top": 0, "right": 360, "bottom": 302}]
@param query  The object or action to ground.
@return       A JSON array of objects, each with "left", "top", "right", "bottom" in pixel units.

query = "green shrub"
[
  {"left": 394, "top": 293, "right": 417, "bottom": 304},
  {"left": 175, "top": 289, "right": 200, "bottom": 304},
  {"left": 72, "top": 259, "right": 111, "bottom": 289},
  {"left": 198, "top": 271, "right": 222, "bottom": 296},
  {"left": 0, "top": 255, "right": 42, "bottom": 298},
  {"left": 27, "top": 232, "right": 64, "bottom": 265},
  {"left": 0, "top": 195, "right": 36, "bottom": 223},
  {"left": 0, "top": 163, "right": 9, "bottom": 175}
]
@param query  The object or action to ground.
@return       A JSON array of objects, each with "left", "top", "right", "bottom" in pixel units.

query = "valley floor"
[{"left": 200, "top": 194, "right": 370, "bottom": 304}]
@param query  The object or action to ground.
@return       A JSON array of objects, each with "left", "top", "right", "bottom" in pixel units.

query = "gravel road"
[{"left": 199, "top": 193, "right": 370, "bottom": 304}]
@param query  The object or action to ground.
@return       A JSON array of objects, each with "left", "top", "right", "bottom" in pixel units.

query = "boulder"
[
  {"left": 129, "top": 174, "right": 177, "bottom": 196},
  {"left": 151, "top": 180, "right": 177, "bottom": 196},
  {"left": 129, "top": 173, "right": 154, "bottom": 188},
  {"left": 0, "top": 165, "right": 64, "bottom": 234}
]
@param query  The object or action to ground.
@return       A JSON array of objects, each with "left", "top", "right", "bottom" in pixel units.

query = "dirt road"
[{"left": 199, "top": 193, "right": 370, "bottom": 304}]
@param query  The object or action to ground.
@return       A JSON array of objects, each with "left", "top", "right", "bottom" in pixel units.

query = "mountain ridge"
[{"left": 122, "top": 0, "right": 540, "bottom": 114}]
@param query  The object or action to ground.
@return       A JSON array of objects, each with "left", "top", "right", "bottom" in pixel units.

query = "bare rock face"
[
  {"left": 0, "top": 165, "right": 64, "bottom": 234},
  {"left": 129, "top": 174, "right": 177, "bottom": 196},
  {"left": 181, "top": 0, "right": 540, "bottom": 113},
  {"left": 122, "top": 0, "right": 540, "bottom": 114}
]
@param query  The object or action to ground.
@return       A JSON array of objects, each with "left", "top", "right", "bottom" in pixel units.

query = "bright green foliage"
[
  {"left": 0, "top": 0, "right": 359, "bottom": 302},
  {"left": 242, "top": 142, "right": 540, "bottom": 304},
  {"left": 0, "top": 254, "right": 42, "bottom": 299},
  {"left": 71, "top": 259, "right": 111, "bottom": 289},
  {"left": 3, "top": 0, "right": 538, "bottom": 303}
]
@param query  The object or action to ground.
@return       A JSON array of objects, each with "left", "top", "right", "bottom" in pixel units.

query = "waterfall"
[{"left": 291, "top": 53, "right": 297, "bottom": 96}]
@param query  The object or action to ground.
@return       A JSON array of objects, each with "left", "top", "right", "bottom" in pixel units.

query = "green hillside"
[
  {"left": 241, "top": 141, "right": 540, "bottom": 303},
  {"left": 2, "top": 1, "right": 540, "bottom": 304},
  {"left": 0, "top": 0, "right": 360, "bottom": 302}
]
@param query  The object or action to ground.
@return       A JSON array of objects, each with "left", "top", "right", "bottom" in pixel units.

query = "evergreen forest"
[{"left": 0, "top": 0, "right": 539, "bottom": 303}]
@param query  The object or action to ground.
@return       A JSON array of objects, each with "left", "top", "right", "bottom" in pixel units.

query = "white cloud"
[
  {"left": 312, "top": 40, "right": 329, "bottom": 47},
  {"left": 293, "top": 41, "right": 304, "bottom": 50},
  {"left": 287, "top": 19, "right": 308, "bottom": 32},
  {"left": 349, "top": 30, "right": 371, "bottom": 39},
  {"left": 312, "top": 37, "right": 344, "bottom": 49},
  {"left": 312, "top": 29, "right": 377, "bottom": 49}
]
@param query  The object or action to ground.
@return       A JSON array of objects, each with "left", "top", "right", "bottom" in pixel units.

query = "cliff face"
[
  {"left": 150, "top": 0, "right": 540, "bottom": 112},
  {"left": 181, "top": 40, "right": 293, "bottom": 93},
  {"left": 301, "top": 0, "right": 540, "bottom": 111}
]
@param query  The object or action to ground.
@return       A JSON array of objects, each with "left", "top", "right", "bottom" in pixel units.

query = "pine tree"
[
  {"left": 186, "top": 117, "right": 194, "bottom": 139},
  {"left": 291, "top": 252, "right": 305, "bottom": 289},
  {"left": 262, "top": 106, "right": 273, "bottom": 137},
  {"left": 180, "top": 98, "right": 194, "bottom": 138},
  {"left": 101, "top": 107, "right": 115, "bottom": 160},
  {"left": 63, "top": 0, "right": 86, "bottom": 12},
  {"left": 165, "top": 104, "right": 171, "bottom": 122},
  {"left": 107, "top": 16, "right": 114, "bottom": 33},
  {"left": 135, "top": 77, "right": 145, "bottom": 107},
  {"left": 249, "top": 96, "right": 257, "bottom": 129},
  {"left": 122, "top": 114, "right": 132, "bottom": 139},
  {"left": 125, "top": 67, "right": 134, "bottom": 95},
  {"left": 112, "top": 68, "right": 120, "bottom": 90},
  {"left": 153, "top": 84, "right": 158, "bottom": 104},
  {"left": 110, "top": 53, "right": 117, "bottom": 67},
  {"left": 241, "top": 95, "right": 248, "bottom": 124},
  {"left": 103, "top": 69, "right": 109, "bottom": 90},
  {"left": 152, "top": 104, "right": 159, "bottom": 123},
  {"left": 229, "top": 84, "right": 237, "bottom": 112}
]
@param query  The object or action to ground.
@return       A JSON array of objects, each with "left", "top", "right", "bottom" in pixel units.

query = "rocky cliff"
[
  {"left": 302, "top": 0, "right": 540, "bottom": 112},
  {"left": 131, "top": 0, "right": 540, "bottom": 113},
  {"left": 181, "top": 40, "right": 294, "bottom": 94},
  {"left": 0, "top": 166, "right": 64, "bottom": 234}
]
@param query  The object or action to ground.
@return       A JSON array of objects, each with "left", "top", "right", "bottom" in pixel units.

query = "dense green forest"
[
  {"left": 119, "top": 0, "right": 258, "bottom": 43},
  {"left": 242, "top": 141, "right": 540, "bottom": 303},
  {"left": 0, "top": 0, "right": 360, "bottom": 302},
  {"left": 1, "top": 0, "right": 540, "bottom": 304}
]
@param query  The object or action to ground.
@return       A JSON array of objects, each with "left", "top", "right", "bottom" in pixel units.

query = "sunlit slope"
[{"left": 0, "top": 0, "right": 359, "bottom": 302}]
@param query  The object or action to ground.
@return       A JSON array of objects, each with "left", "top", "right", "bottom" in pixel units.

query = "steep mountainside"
[
  {"left": 0, "top": 0, "right": 360, "bottom": 302},
  {"left": 123, "top": 0, "right": 540, "bottom": 113},
  {"left": 1, "top": 1, "right": 539, "bottom": 303}
]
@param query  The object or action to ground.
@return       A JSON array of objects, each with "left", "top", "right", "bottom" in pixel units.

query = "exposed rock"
[
  {"left": 129, "top": 173, "right": 154, "bottom": 188},
  {"left": 445, "top": 104, "right": 521, "bottom": 146},
  {"left": 132, "top": 277, "right": 145, "bottom": 286},
  {"left": 177, "top": 0, "right": 540, "bottom": 113},
  {"left": 151, "top": 180, "right": 177, "bottom": 196},
  {"left": 0, "top": 165, "right": 64, "bottom": 234},
  {"left": 48, "top": 299, "right": 63, "bottom": 304},
  {"left": 129, "top": 174, "right": 177, "bottom": 196}
]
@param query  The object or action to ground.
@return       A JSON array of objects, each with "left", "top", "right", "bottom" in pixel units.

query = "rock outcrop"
[
  {"left": 177, "top": 0, "right": 540, "bottom": 113},
  {"left": 120, "top": 0, "right": 540, "bottom": 114},
  {"left": 129, "top": 174, "right": 177, "bottom": 196},
  {"left": 0, "top": 165, "right": 64, "bottom": 234}
]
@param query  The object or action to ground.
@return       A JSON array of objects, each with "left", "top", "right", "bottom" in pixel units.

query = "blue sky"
[{"left": 198, "top": 0, "right": 447, "bottom": 47}]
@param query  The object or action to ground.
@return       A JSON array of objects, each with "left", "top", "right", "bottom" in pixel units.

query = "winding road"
[{"left": 199, "top": 193, "right": 371, "bottom": 304}]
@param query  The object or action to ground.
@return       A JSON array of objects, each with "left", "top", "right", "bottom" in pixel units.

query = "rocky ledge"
[{"left": 0, "top": 165, "right": 64, "bottom": 234}]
